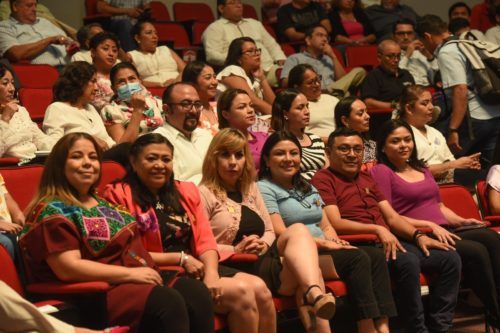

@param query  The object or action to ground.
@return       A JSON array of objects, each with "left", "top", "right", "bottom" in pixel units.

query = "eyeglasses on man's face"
[
  {"left": 168, "top": 100, "right": 204, "bottom": 112},
  {"left": 335, "top": 145, "right": 364, "bottom": 155}
]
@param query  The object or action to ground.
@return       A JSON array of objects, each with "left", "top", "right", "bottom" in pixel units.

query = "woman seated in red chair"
[
  {"left": 487, "top": 156, "right": 500, "bottom": 215},
  {"left": 370, "top": 119, "right": 500, "bottom": 328},
  {"left": 19, "top": 132, "right": 214, "bottom": 333},
  {"left": 103, "top": 133, "right": 276, "bottom": 333},
  {"left": 199, "top": 128, "right": 338, "bottom": 333}
]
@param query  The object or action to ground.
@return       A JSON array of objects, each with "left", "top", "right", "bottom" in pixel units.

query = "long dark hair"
[
  {"left": 271, "top": 88, "right": 301, "bottom": 131},
  {"left": 259, "top": 131, "right": 312, "bottom": 194},
  {"left": 224, "top": 36, "right": 255, "bottom": 67},
  {"left": 376, "top": 119, "right": 426, "bottom": 172},
  {"left": 124, "top": 133, "right": 184, "bottom": 214}
]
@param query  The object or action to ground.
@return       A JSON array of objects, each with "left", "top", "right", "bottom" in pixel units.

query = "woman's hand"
[
  {"left": 234, "top": 235, "right": 267, "bottom": 254},
  {"left": 0, "top": 101, "right": 19, "bottom": 123},
  {"left": 11, "top": 213, "right": 25, "bottom": 226},
  {"left": 0, "top": 220, "right": 22, "bottom": 233},
  {"left": 130, "top": 93, "right": 146, "bottom": 112},
  {"left": 429, "top": 223, "right": 460, "bottom": 246},
  {"left": 183, "top": 256, "right": 205, "bottom": 280},
  {"left": 416, "top": 235, "right": 455, "bottom": 257},
  {"left": 203, "top": 271, "right": 223, "bottom": 305},
  {"left": 318, "top": 238, "right": 357, "bottom": 251},
  {"left": 252, "top": 68, "right": 266, "bottom": 82},
  {"left": 453, "top": 153, "right": 481, "bottom": 170},
  {"left": 125, "top": 267, "right": 163, "bottom": 285}
]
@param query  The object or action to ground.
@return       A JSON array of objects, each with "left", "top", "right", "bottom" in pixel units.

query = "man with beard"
[{"left": 154, "top": 82, "right": 212, "bottom": 184}]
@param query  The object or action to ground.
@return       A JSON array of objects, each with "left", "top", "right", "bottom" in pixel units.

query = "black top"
[
  {"left": 277, "top": 2, "right": 328, "bottom": 41},
  {"left": 228, "top": 191, "right": 266, "bottom": 246},
  {"left": 360, "top": 66, "right": 415, "bottom": 102},
  {"left": 156, "top": 206, "right": 192, "bottom": 253},
  {"left": 328, "top": 7, "right": 375, "bottom": 40}
]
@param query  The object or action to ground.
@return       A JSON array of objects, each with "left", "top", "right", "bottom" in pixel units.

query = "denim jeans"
[
  {"left": 0, "top": 232, "right": 15, "bottom": 259},
  {"left": 388, "top": 241, "right": 461, "bottom": 333}
]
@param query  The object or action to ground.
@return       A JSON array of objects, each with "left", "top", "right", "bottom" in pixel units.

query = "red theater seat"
[
  {"left": 476, "top": 180, "right": 500, "bottom": 225},
  {"left": 346, "top": 45, "right": 378, "bottom": 70},
  {"left": 12, "top": 64, "right": 59, "bottom": 89},
  {"left": 150, "top": 1, "right": 171, "bottom": 21},
  {"left": 1, "top": 165, "right": 44, "bottom": 211},
  {"left": 173, "top": 2, "right": 215, "bottom": 23},
  {"left": 18, "top": 88, "right": 53, "bottom": 125}
]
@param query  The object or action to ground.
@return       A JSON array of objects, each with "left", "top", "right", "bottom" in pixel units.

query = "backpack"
[{"left": 443, "top": 32, "right": 500, "bottom": 105}]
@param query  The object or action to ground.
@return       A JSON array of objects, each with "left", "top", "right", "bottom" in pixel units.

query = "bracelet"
[
  {"left": 179, "top": 251, "right": 185, "bottom": 266},
  {"left": 412, "top": 230, "right": 425, "bottom": 243}
]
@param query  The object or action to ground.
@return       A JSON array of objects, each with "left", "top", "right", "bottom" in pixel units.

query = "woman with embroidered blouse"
[
  {"left": 100, "top": 62, "right": 164, "bottom": 144},
  {"left": 199, "top": 128, "right": 337, "bottom": 333},
  {"left": 257, "top": 131, "right": 396, "bottom": 333},
  {"left": 19, "top": 132, "right": 214, "bottom": 333},
  {"left": 370, "top": 119, "right": 500, "bottom": 328},
  {"left": 128, "top": 20, "right": 186, "bottom": 88},
  {"left": 217, "top": 37, "right": 275, "bottom": 115},
  {"left": 271, "top": 89, "right": 327, "bottom": 181},
  {"left": 103, "top": 133, "right": 275, "bottom": 333},
  {"left": 0, "top": 63, "right": 56, "bottom": 161}
]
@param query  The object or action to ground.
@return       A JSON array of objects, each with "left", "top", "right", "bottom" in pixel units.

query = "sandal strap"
[{"left": 303, "top": 284, "right": 322, "bottom": 305}]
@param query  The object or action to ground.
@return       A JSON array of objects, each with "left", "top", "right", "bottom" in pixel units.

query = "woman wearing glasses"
[
  {"left": 258, "top": 131, "right": 396, "bottom": 333},
  {"left": 288, "top": 64, "right": 339, "bottom": 143},
  {"left": 217, "top": 37, "right": 275, "bottom": 115}
]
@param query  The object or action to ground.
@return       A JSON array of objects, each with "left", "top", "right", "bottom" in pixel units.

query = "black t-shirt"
[
  {"left": 228, "top": 191, "right": 266, "bottom": 246},
  {"left": 360, "top": 66, "right": 415, "bottom": 102},
  {"left": 277, "top": 2, "right": 327, "bottom": 40},
  {"left": 156, "top": 205, "right": 192, "bottom": 253}
]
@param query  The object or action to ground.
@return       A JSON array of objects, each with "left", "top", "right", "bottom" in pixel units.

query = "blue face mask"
[{"left": 116, "top": 82, "right": 142, "bottom": 102}]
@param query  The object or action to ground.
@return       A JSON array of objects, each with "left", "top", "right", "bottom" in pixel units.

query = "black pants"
[
  {"left": 321, "top": 246, "right": 397, "bottom": 320},
  {"left": 455, "top": 228, "right": 500, "bottom": 319},
  {"left": 139, "top": 277, "right": 214, "bottom": 333}
]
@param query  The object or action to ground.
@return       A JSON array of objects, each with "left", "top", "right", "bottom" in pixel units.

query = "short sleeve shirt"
[
  {"left": 277, "top": 2, "right": 327, "bottom": 40},
  {"left": 311, "top": 168, "right": 389, "bottom": 228},
  {"left": 281, "top": 52, "right": 336, "bottom": 87},
  {"left": 360, "top": 66, "right": 415, "bottom": 101},
  {"left": 0, "top": 174, "right": 11, "bottom": 223}
]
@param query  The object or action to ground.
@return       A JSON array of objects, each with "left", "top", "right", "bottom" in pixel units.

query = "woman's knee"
[{"left": 241, "top": 274, "right": 273, "bottom": 304}]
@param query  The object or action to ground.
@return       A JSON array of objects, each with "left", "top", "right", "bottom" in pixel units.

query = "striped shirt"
[{"left": 301, "top": 133, "right": 326, "bottom": 181}]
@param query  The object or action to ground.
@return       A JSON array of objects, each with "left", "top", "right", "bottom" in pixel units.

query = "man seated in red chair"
[{"left": 311, "top": 127, "right": 461, "bottom": 333}]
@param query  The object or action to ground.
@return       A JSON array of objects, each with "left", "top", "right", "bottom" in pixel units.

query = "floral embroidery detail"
[
  {"left": 136, "top": 210, "right": 159, "bottom": 232},
  {"left": 50, "top": 202, "right": 81, "bottom": 217},
  {"left": 83, "top": 216, "right": 110, "bottom": 241},
  {"left": 97, "top": 206, "right": 125, "bottom": 225}
]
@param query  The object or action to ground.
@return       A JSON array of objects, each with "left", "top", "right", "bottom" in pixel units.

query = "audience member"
[
  {"left": 328, "top": 0, "right": 376, "bottom": 46},
  {"left": 199, "top": 128, "right": 336, "bottom": 332},
  {"left": 96, "top": 0, "right": 151, "bottom": 51},
  {"left": 19, "top": 132, "right": 214, "bottom": 332},
  {"left": 360, "top": 39, "right": 415, "bottom": 109},
  {"left": 71, "top": 23, "right": 104, "bottom": 63},
  {"left": 418, "top": 14, "right": 500, "bottom": 165},
  {"left": 487, "top": 162, "right": 500, "bottom": 215},
  {"left": 182, "top": 61, "right": 219, "bottom": 135},
  {"left": 101, "top": 62, "right": 163, "bottom": 144},
  {"left": 261, "top": 0, "right": 290, "bottom": 24},
  {"left": 129, "top": 20, "right": 185, "bottom": 88},
  {"left": 217, "top": 37, "right": 275, "bottom": 115},
  {"left": 89, "top": 32, "right": 120, "bottom": 112},
  {"left": 153, "top": 82, "right": 212, "bottom": 184},
  {"left": 470, "top": 0, "right": 499, "bottom": 32},
  {"left": 371, "top": 119, "right": 500, "bottom": 329},
  {"left": 311, "top": 127, "right": 461, "bottom": 333},
  {"left": 258, "top": 130, "right": 396, "bottom": 332},
  {"left": 485, "top": 5, "right": 500, "bottom": 44},
  {"left": 398, "top": 85, "right": 482, "bottom": 187},
  {"left": 0, "top": 281, "right": 128, "bottom": 333},
  {"left": 449, "top": 2, "right": 472, "bottom": 20},
  {"left": 271, "top": 89, "right": 326, "bottom": 180},
  {"left": 449, "top": 17, "right": 487, "bottom": 40},
  {"left": 104, "top": 133, "right": 276, "bottom": 333},
  {"left": 0, "top": 172, "right": 23, "bottom": 259},
  {"left": 0, "top": 0, "right": 74, "bottom": 67},
  {"left": 281, "top": 25, "right": 366, "bottom": 96},
  {"left": 287, "top": 64, "right": 339, "bottom": 142},
  {"left": 217, "top": 88, "right": 267, "bottom": 169},
  {"left": 203, "top": 0, "right": 286, "bottom": 87},
  {"left": 334, "top": 96, "right": 376, "bottom": 168},
  {"left": 0, "top": 63, "right": 56, "bottom": 161},
  {"left": 277, "top": 0, "right": 332, "bottom": 42},
  {"left": 393, "top": 19, "right": 438, "bottom": 87},
  {"left": 365, "top": 0, "right": 418, "bottom": 42}
]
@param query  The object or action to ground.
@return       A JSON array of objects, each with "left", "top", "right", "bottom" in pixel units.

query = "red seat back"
[
  {"left": 0, "top": 158, "right": 20, "bottom": 167},
  {"left": 0, "top": 245, "right": 24, "bottom": 296},
  {"left": 1, "top": 165, "right": 44, "bottom": 211},
  {"left": 192, "top": 21, "right": 210, "bottom": 46},
  {"left": 173, "top": 2, "right": 214, "bottom": 22},
  {"left": 439, "top": 184, "right": 482, "bottom": 220},
  {"left": 243, "top": 4, "right": 258, "bottom": 20},
  {"left": 147, "top": 87, "right": 166, "bottom": 98},
  {"left": 97, "top": 161, "right": 127, "bottom": 195},
  {"left": 154, "top": 23, "right": 191, "bottom": 49},
  {"left": 280, "top": 43, "right": 296, "bottom": 57},
  {"left": 150, "top": 1, "right": 171, "bottom": 21},
  {"left": 346, "top": 45, "right": 379, "bottom": 70},
  {"left": 476, "top": 180, "right": 490, "bottom": 217},
  {"left": 332, "top": 46, "right": 346, "bottom": 68},
  {"left": 264, "top": 24, "right": 277, "bottom": 39},
  {"left": 12, "top": 64, "right": 59, "bottom": 89},
  {"left": 18, "top": 88, "right": 53, "bottom": 125}
]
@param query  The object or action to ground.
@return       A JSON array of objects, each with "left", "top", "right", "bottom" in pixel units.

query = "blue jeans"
[
  {"left": 0, "top": 232, "right": 15, "bottom": 259},
  {"left": 109, "top": 19, "right": 136, "bottom": 51},
  {"left": 388, "top": 241, "right": 461, "bottom": 333}
]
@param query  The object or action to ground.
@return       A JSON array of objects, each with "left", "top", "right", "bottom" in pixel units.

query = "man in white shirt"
[
  {"left": 0, "top": 0, "right": 72, "bottom": 67},
  {"left": 202, "top": 0, "right": 286, "bottom": 86},
  {"left": 154, "top": 83, "right": 212, "bottom": 184},
  {"left": 393, "top": 19, "right": 438, "bottom": 87}
]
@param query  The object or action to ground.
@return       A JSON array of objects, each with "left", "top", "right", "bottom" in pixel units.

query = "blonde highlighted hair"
[{"left": 201, "top": 128, "right": 256, "bottom": 200}]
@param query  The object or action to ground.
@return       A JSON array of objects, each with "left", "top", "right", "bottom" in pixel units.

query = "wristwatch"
[{"left": 412, "top": 230, "right": 425, "bottom": 243}]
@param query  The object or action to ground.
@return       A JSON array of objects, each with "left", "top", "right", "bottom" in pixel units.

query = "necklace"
[{"left": 155, "top": 201, "right": 164, "bottom": 211}]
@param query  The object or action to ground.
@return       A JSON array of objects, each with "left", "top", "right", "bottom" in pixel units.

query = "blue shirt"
[
  {"left": 281, "top": 51, "right": 335, "bottom": 88},
  {"left": 258, "top": 178, "right": 325, "bottom": 238}
]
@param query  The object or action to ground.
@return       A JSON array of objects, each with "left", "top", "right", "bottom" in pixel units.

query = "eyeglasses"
[
  {"left": 242, "top": 48, "right": 262, "bottom": 56},
  {"left": 335, "top": 145, "right": 364, "bottom": 155},
  {"left": 305, "top": 75, "right": 322, "bottom": 85},
  {"left": 168, "top": 101, "right": 204, "bottom": 112},
  {"left": 381, "top": 53, "right": 401, "bottom": 60}
]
